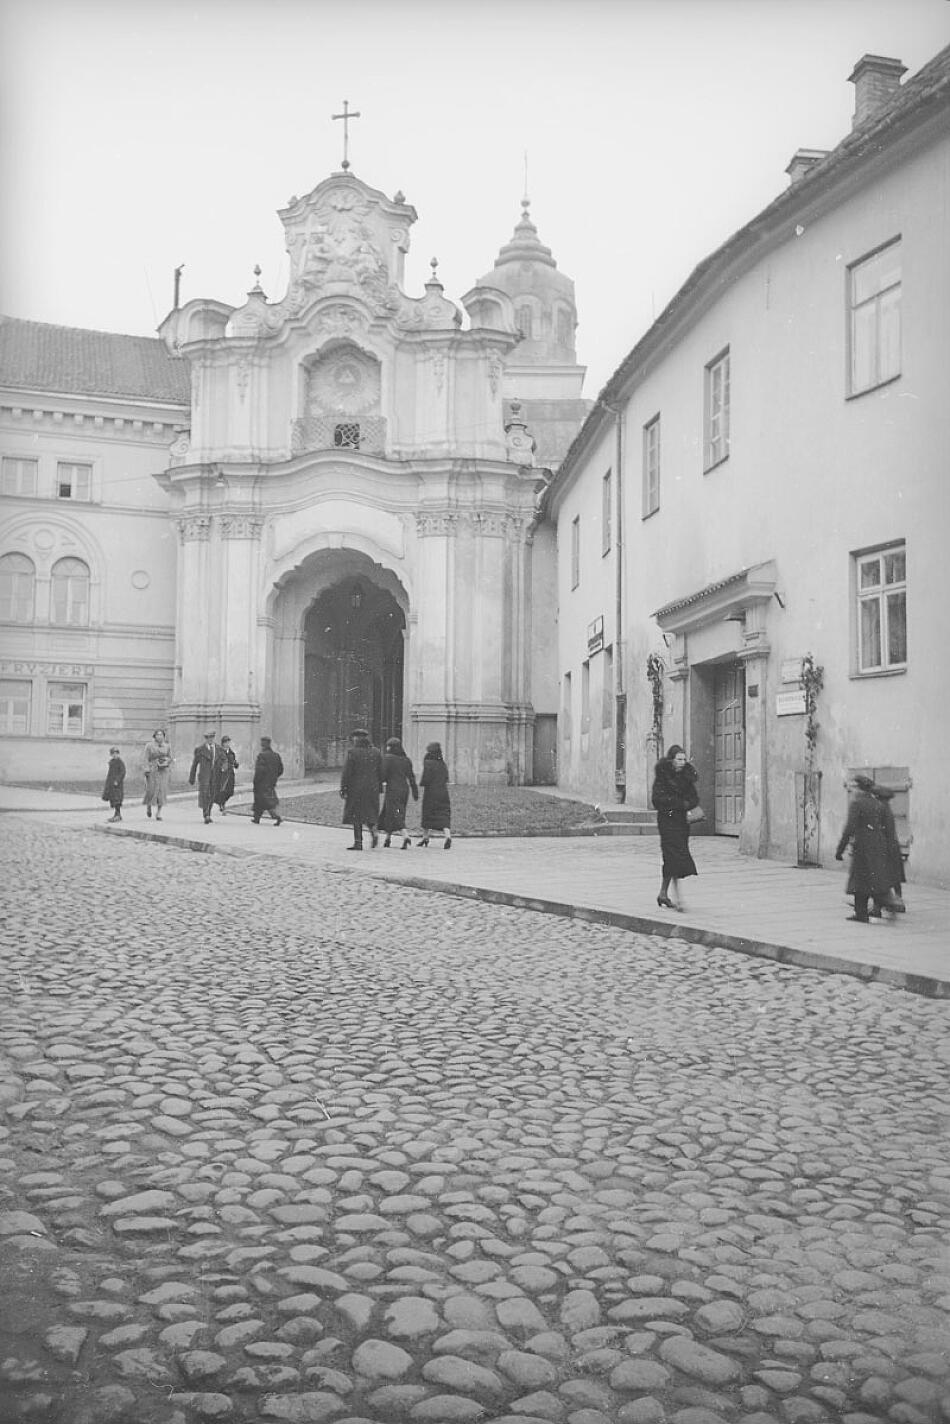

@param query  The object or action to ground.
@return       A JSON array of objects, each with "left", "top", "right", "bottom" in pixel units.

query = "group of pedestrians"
[
  {"left": 101, "top": 730, "right": 281, "bottom": 826},
  {"left": 340, "top": 731, "right": 452, "bottom": 850},
  {"left": 649, "top": 745, "right": 907, "bottom": 922}
]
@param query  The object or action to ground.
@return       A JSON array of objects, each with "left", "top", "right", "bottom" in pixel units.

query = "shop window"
[
  {"left": 0, "top": 679, "right": 31, "bottom": 735},
  {"left": 47, "top": 681, "right": 86, "bottom": 736},
  {"left": 0, "top": 552, "right": 35, "bottom": 622}
]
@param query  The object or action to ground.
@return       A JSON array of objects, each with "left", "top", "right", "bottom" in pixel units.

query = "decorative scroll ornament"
[
  {"left": 220, "top": 515, "right": 265, "bottom": 540},
  {"left": 177, "top": 515, "right": 211, "bottom": 542},
  {"left": 168, "top": 431, "right": 191, "bottom": 466},
  {"left": 488, "top": 354, "right": 503, "bottom": 398}
]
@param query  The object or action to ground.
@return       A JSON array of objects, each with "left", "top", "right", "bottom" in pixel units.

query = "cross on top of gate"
[{"left": 332, "top": 99, "right": 361, "bottom": 172}]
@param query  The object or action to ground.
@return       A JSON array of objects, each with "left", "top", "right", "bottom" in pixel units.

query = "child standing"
[{"left": 102, "top": 746, "right": 126, "bottom": 822}]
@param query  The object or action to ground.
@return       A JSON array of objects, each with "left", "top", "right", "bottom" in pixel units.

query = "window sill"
[
  {"left": 642, "top": 506, "right": 660, "bottom": 522},
  {"left": 846, "top": 373, "right": 901, "bottom": 401},
  {"left": 703, "top": 454, "right": 729, "bottom": 475},
  {"left": 849, "top": 666, "right": 907, "bottom": 681}
]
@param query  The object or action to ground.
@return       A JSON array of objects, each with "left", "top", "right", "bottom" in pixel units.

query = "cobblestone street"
[{"left": 1, "top": 820, "right": 948, "bottom": 1424}]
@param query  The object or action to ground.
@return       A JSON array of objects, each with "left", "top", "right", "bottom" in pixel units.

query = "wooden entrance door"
[{"left": 714, "top": 664, "right": 745, "bottom": 835}]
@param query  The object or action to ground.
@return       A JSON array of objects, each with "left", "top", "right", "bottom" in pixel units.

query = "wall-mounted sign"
[
  {"left": 587, "top": 615, "right": 604, "bottom": 655},
  {"left": 0, "top": 660, "right": 95, "bottom": 678},
  {"left": 780, "top": 657, "right": 804, "bottom": 685},
  {"left": 776, "top": 689, "right": 807, "bottom": 716}
]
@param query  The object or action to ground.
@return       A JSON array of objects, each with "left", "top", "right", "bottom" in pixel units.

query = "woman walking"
[
  {"left": 143, "top": 728, "right": 172, "bottom": 821},
  {"left": 215, "top": 735, "right": 239, "bottom": 815},
  {"left": 419, "top": 742, "right": 452, "bottom": 849},
  {"left": 651, "top": 744, "right": 700, "bottom": 910},
  {"left": 379, "top": 737, "right": 418, "bottom": 848}
]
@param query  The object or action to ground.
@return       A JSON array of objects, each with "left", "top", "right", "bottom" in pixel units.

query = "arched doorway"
[{"left": 303, "top": 576, "right": 404, "bottom": 769}]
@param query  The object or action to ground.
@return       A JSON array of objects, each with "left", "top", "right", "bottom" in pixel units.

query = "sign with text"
[
  {"left": 0, "top": 661, "right": 94, "bottom": 678},
  {"left": 587, "top": 616, "right": 604, "bottom": 655},
  {"left": 776, "top": 689, "right": 807, "bottom": 716}
]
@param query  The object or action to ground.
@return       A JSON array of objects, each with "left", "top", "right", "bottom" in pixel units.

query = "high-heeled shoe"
[
  {"left": 657, "top": 895, "right": 674, "bottom": 908},
  {"left": 418, "top": 836, "right": 429, "bottom": 847},
  {"left": 401, "top": 836, "right": 411, "bottom": 849}
]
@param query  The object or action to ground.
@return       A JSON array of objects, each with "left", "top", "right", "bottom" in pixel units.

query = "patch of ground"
[{"left": 236, "top": 784, "right": 602, "bottom": 835}]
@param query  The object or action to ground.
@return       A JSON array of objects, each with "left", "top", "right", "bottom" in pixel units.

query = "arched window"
[
  {"left": 557, "top": 307, "right": 573, "bottom": 347},
  {"left": 0, "top": 552, "right": 35, "bottom": 622},
  {"left": 516, "top": 305, "right": 533, "bottom": 339},
  {"left": 51, "top": 557, "right": 90, "bottom": 627}
]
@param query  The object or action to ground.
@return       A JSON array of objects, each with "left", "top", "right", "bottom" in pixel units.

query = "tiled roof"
[{"left": 0, "top": 316, "right": 190, "bottom": 406}]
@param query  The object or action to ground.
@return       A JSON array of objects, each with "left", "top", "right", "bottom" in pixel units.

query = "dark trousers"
[
  {"left": 352, "top": 820, "right": 376, "bottom": 846},
  {"left": 854, "top": 892, "right": 887, "bottom": 922}
]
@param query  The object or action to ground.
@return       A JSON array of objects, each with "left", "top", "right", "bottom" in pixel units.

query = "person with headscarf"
[
  {"left": 835, "top": 773, "right": 894, "bottom": 923},
  {"left": 379, "top": 737, "right": 417, "bottom": 849},
  {"left": 419, "top": 742, "right": 452, "bottom": 849},
  {"left": 650, "top": 744, "right": 700, "bottom": 910}
]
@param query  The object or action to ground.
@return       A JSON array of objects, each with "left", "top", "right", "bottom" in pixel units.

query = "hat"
[
  {"left": 109, "top": 746, "right": 120, "bottom": 754},
  {"left": 853, "top": 774, "right": 875, "bottom": 791},
  {"left": 220, "top": 735, "right": 231, "bottom": 744},
  {"left": 204, "top": 730, "right": 216, "bottom": 739}
]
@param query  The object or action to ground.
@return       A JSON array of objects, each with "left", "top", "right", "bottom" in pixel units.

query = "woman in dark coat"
[
  {"left": 252, "top": 736, "right": 283, "bottom": 826},
  {"left": 340, "top": 729, "right": 383, "bottom": 849},
  {"left": 214, "top": 735, "right": 239, "bottom": 815},
  {"left": 379, "top": 738, "right": 418, "bottom": 849},
  {"left": 873, "top": 784, "right": 906, "bottom": 912},
  {"left": 102, "top": 747, "right": 126, "bottom": 823},
  {"left": 835, "top": 774, "right": 894, "bottom": 922},
  {"left": 419, "top": 742, "right": 452, "bottom": 849},
  {"left": 651, "top": 744, "right": 699, "bottom": 909}
]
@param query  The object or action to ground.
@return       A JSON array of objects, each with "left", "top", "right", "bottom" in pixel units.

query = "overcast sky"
[{"left": 1, "top": 0, "right": 947, "bottom": 395}]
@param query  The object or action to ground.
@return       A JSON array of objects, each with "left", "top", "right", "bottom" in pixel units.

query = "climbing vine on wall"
[
  {"left": 801, "top": 652, "right": 824, "bottom": 769},
  {"left": 646, "top": 652, "right": 665, "bottom": 756}
]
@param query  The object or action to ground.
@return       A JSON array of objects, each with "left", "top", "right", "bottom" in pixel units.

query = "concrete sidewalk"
[{"left": 2, "top": 782, "right": 947, "bottom": 998}]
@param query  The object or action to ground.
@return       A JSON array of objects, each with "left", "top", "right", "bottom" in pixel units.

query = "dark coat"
[
  {"left": 216, "top": 748, "right": 239, "bottom": 805},
  {"left": 874, "top": 789, "right": 905, "bottom": 890},
  {"left": 340, "top": 743, "right": 383, "bottom": 825},
  {"left": 253, "top": 746, "right": 283, "bottom": 813},
  {"left": 189, "top": 742, "right": 220, "bottom": 797},
  {"left": 651, "top": 758, "right": 699, "bottom": 880},
  {"left": 101, "top": 756, "right": 126, "bottom": 806},
  {"left": 836, "top": 789, "right": 893, "bottom": 897},
  {"left": 420, "top": 754, "right": 452, "bottom": 830},
  {"left": 379, "top": 752, "right": 418, "bottom": 832}
]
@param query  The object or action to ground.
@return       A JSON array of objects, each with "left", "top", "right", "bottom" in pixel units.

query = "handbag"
[{"left": 686, "top": 805, "right": 705, "bottom": 824}]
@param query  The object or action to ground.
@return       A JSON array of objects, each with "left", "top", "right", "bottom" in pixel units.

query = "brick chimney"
[
  {"left": 785, "top": 148, "right": 830, "bottom": 186},
  {"left": 848, "top": 54, "right": 907, "bottom": 129}
]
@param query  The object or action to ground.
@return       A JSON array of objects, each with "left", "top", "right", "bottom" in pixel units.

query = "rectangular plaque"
[
  {"left": 587, "top": 615, "right": 604, "bottom": 655},
  {"left": 780, "top": 657, "right": 804, "bottom": 685},
  {"left": 776, "top": 689, "right": 807, "bottom": 716}
]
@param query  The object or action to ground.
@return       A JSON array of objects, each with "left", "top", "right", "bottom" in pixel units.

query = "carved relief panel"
[{"left": 305, "top": 346, "right": 381, "bottom": 419}]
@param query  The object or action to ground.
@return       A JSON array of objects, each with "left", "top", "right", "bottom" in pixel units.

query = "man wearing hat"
[
  {"left": 835, "top": 773, "right": 895, "bottom": 923},
  {"left": 339, "top": 727, "right": 383, "bottom": 850},
  {"left": 188, "top": 729, "right": 222, "bottom": 825}
]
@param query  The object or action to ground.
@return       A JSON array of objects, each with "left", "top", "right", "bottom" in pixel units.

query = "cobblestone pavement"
[{"left": 1, "top": 821, "right": 949, "bottom": 1424}]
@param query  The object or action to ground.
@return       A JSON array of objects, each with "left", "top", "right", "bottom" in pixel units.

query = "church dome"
[{"left": 475, "top": 198, "right": 578, "bottom": 364}]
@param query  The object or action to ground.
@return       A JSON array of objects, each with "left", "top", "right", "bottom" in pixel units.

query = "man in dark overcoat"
[
  {"left": 835, "top": 774, "right": 895, "bottom": 922},
  {"left": 252, "top": 737, "right": 284, "bottom": 825},
  {"left": 188, "top": 730, "right": 221, "bottom": 825},
  {"left": 340, "top": 728, "right": 383, "bottom": 849}
]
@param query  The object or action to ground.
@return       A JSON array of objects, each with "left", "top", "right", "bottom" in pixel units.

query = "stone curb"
[{"left": 89, "top": 822, "right": 950, "bottom": 1002}]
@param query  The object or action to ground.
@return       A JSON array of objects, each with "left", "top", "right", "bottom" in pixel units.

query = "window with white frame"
[
  {"left": 0, "top": 552, "right": 36, "bottom": 622},
  {"left": 849, "top": 239, "right": 901, "bottom": 396},
  {"left": 0, "top": 679, "right": 31, "bottom": 735},
  {"left": 602, "top": 470, "right": 612, "bottom": 555},
  {"left": 570, "top": 516, "right": 580, "bottom": 590},
  {"left": 57, "top": 462, "right": 92, "bottom": 501},
  {"left": 704, "top": 349, "right": 730, "bottom": 471},
  {"left": 602, "top": 646, "right": 614, "bottom": 728},
  {"left": 47, "top": 681, "right": 86, "bottom": 736},
  {"left": 2, "top": 457, "right": 38, "bottom": 496},
  {"left": 643, "top": 414, "right": 660, "bottom": 516},
  {"left": 51, "top": 557, "right": 90, "bottom": 626},
  {"left": 855, "top": 543, "right": 906, "bottom": 673}
]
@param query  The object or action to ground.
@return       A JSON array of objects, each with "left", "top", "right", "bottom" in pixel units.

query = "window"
[
  {"left": 562, "top": 672, "right": 572, "bottom": 741},
  {"left": 0, "top": 553, "right": 36, "bottom": 622},
  {"left": 333, "top": 423, "right": 360, "bottom": 449},
  {"left": 855, "top": 543, "right": 906, "bottom": 673},
  {"left": 556, "top": 308, "right": 572, "bottom": 347},
  {"left": 57, "top": 462, "right": 92, "bottom": 500},
  {"left": 643, "top": 415, "right": 660, "bottom": 516},
  {"left": 51, "top": 557, "right": 90, "bottom": 626},
  {"left": 849, "top": 240, "right": 901, "bottom": 396},
  {"left": 581, "top": 660, "right": 591, "bottom": 733},
  {"left": 0, "top": 680, "right": 31, "bottom": 735},
  {"left": 2, "top": 457, "right": 38, "bottom": 496},
  {"left": 602, "top": 470, "right": 612, "bottom": 555},
  {"left": 602, "top": 646, "right": 614, "bottom": 729},
  {"left": 570, "top": 516, "right": 580, "bottom": 590},
  {"left": 47, "top": 681, "right": 86, "bottom": 736},
  {"left": 516, "top": 305, "right": 533, "bottom": 339},
  {"left": 704, "top": 349, "right": 730, "bottom": 470}
]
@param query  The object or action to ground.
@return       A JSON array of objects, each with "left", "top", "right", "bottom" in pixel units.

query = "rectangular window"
[
  {"left": 0, "top": 679, "right": 31, "bottom": 735},
  {"left": 643, "top": 415, "right": 660, "bottom": 516},
  {"left": 561, "top": 672, "right": 573, "bottom": 742},
  {"left": 57, "top": 462, "right": 92, "bottom": 501},
  {"left": 47, "top": 681, "right": 86, "bottom": 736},
  {"left": 602, "top": 646, "right": 614, "bottom": 728},
  {"left": 602, "top": 470, "right": 612, "bottom": 555},
  {"left": 855, "top": 542, "right": 906, "bottom": 673},
  {"left": 571, "top": 515, "right": 580, "bottom": 590},
  {"left": 581, "top": 660, "right": 591, "bottom": 733},
  {"left": 1, "top": 457, "right": 38, "bottom": 496},
  {"left": 849, "top": 239, "right": 901, "bottom": 396},
  {"left": 704, "top": 349, "right": 730, "bottom": 471}
]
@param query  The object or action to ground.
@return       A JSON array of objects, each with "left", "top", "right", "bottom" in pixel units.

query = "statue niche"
[{"left": 293, "top": 343, "right": 384, "bottom": 455}]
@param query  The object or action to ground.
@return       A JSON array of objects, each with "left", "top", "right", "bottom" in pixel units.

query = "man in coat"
[
  {"left": 252, "top": 736, "right": 283, "bottom": 825},
  {"left": 340, "top": 728, "right": 383, "bottom": 850},
  {"left": 835, "top": 774, "right": 895, "bottom": 923},
  {"left": 188, "top": 730, "right": 221, "bottom": 825}
]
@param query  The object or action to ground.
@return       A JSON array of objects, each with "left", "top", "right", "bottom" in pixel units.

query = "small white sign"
[
  {"left": 776, "top": 690, "right": 807, "bottom": 716},
  {"left": 780, "top": 657, "right": 804, "bottom": 685},
  {"left": 587, "top": 615, "right": 604, "bottom": 655}
]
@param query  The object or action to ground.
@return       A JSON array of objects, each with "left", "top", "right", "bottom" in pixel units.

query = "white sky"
[{"left": 1, "top": 0, "right": 947, "bottom": 396}]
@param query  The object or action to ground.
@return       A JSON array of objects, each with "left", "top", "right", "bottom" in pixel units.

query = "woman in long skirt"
[
  {"left": 419, "top": 742, "right": 452, "bottom": 849},
  {"left": 143, "top": 728, "right": 172, "bottom": 821},
  {"left": 379, "top": 738, "right": 418, "bottom": 848},
  {"left": 651, "top": 744, "right": 700, "bottom": 910}
]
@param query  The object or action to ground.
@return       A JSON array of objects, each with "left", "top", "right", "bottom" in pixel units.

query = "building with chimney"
[
  {"left": 546, "top": 47, "right": 950, "bottom": 886},
  {"left": 0, "top": 177, "right": 587, "bottom": 786}
]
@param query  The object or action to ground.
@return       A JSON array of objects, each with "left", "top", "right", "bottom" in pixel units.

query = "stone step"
[
  {"left": 589, "top": 821, "right": 659, "bottom": 836},
  {"left": 598, "top": 807, "right": 656, "bottom": 824}
]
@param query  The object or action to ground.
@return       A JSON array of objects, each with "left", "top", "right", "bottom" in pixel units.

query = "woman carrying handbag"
[{"left": 651, "top": 744, "right": 702, "bottom": 911}]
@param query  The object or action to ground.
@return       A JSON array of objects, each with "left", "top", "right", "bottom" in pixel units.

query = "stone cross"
[{"left": 332, "top": 99, "right": 361, "bottom": 171}]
